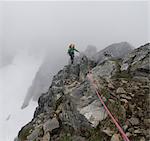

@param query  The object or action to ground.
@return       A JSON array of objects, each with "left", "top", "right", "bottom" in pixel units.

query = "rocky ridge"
[
  {"left": 16, "top": 43, "right": 149, "bottom": 141},
  {"left": 22, "top": 42, "right": 133, "bottom": 109}
]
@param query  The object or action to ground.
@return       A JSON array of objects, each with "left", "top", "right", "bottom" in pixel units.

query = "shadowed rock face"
[
  {"left": 21, "top": 55, "right": 61, "bottom": 109},
  {"left": 17, "top": 43, "right": 149, "bottom": 141}
]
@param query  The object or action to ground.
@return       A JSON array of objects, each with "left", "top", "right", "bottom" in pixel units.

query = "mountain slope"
[{"left": 16, "top": 43, "right": 149, "bottom": 141}]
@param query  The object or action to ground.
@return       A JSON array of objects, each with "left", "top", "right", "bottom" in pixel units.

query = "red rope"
[{"left": 87, "top": 73, "right": 130, "bottom": 141}]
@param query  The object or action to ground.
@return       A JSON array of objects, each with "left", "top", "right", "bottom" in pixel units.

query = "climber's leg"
[{"left": 70, "top": 54, "right": 74, "bottom": 64}]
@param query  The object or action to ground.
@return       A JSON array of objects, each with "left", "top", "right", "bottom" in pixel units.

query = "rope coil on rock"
[{"left": 87, "top": 72, "right": 130, "bottom": 141}]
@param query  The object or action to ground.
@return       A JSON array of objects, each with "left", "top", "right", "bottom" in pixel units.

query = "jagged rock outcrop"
[
  {"left": 17, "top": 43, "right": 149, "bottom": 141},
  {"left": 21, "top": 45, "right": 97, "bottom": 109},
  {"left": 121, "top": 43, "right": 150, "bottom": 77},
  {"left": 94, "top": 42, "right": 134, "bottom": 64},
  {"left": 22, "top": 42, "right": 133, "bottom": 109}
]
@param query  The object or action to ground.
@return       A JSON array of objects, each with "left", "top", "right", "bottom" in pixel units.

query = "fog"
[
  {"left": 0, "top": 1, "right": 149, "bottom": 141},
  {"left": 1, "top": 1, "right": 149, "bottom": 59},
  {"left": 0, "top": 52, "right": 40, "bottom": 141}
]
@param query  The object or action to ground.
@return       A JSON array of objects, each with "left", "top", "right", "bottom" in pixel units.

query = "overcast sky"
[{"left": 0, "top": 1, "right": 149, "bottom": 60}]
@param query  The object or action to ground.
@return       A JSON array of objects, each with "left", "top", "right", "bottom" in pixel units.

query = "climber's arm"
[{"left": 74, "top": 48, "right": 79, "bottom": 53}]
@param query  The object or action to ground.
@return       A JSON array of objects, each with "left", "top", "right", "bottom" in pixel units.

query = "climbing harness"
[{"left": 87, "top": 72, "right": 130, "bottom": 141}]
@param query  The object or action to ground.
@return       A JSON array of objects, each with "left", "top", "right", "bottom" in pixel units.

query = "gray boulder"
[
  {"left": 121, "top": 43, "right": 150, "bottom": 77},
  {"left": 92, "top": 60, "right": 118, "bottom": 78},
  {"left": 43, "top": 118, "right": 59, "bottom": 133}
]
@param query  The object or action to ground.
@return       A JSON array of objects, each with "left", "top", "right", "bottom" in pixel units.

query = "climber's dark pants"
[{"left": 70, "top": 54, "right": 74, "bottom": 64}]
